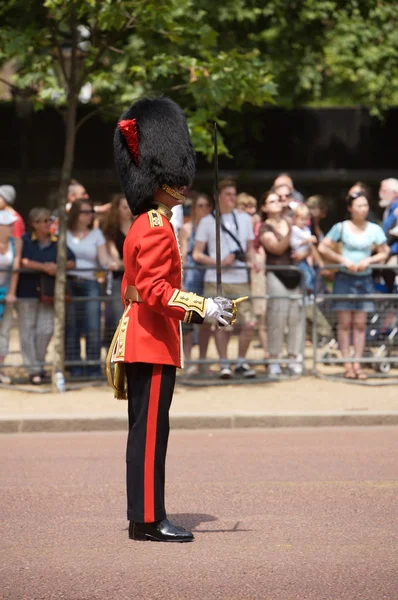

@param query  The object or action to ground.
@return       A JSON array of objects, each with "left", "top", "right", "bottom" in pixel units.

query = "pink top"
[{"left": 12, "top": 212, "right": 25, "bottom": 238}]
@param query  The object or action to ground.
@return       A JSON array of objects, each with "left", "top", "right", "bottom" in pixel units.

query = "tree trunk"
[
  {"left": 51, "top": 93, "right": 77, "bottom": 391},
  {"left": 51, "top": 10, "right": 79, "bottom": 392}
]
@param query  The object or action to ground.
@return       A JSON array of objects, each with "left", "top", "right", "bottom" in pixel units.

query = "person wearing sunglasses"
[
  {"left": 66, "top": 199, "right": 119, "bottom": 378},
  {"left": 274, "top": 183, "right": 300, "bottom": 220},
  {"left": 259, "top": 190, "right": 304, "bottom": 377},
  {"left": 345, "top": 182, "right": 378, "bottom": 224},
  {"left": 16, "top": 207, "right": 76, "bottom": 384},
  {"left": 273, "top": 173, "right": 305, "bottom": 204},
  {"left": 319, "top": 193, "right": 390, "bottom": 380}
]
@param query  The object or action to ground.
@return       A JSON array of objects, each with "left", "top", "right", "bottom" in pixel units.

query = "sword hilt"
[{"left": 230, "top": 296, "right": 249, "bottom": 326}]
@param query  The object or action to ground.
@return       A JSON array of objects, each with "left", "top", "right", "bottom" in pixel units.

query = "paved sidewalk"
[{"left": 0, "top": 374, "right": 397, "bottom": 433}]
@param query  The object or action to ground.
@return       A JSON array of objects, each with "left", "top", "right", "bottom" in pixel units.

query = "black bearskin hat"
[{"left": 114, "top": 97, "right": 196, "bottom": 215}]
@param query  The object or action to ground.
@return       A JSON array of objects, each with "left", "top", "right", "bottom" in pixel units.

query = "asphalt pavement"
[{"left": 1, "top": 427, "right": 397, "bottom": 599}]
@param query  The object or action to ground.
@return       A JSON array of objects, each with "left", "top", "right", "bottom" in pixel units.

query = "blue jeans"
[
  {"left": 332, "top": 272, "right": 375, "bottom": 312},
  {"left": 296, "top": 260, "right": 316, "bottom": 293},
  {"left": 66, "top": 278, "right": 102, "bottom": 375}
]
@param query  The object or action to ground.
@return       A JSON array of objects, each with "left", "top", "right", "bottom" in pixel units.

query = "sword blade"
[{"left": 213, "top": 123, "right": 222, "bottom": 297}]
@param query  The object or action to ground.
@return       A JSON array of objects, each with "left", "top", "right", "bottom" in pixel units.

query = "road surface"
[{"left": 1, "top": 428, "right": 397, "bottom": 599}]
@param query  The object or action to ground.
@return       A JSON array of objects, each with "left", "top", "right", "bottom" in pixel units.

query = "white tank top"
[{"left": 0, "top": 240, "right": 14, "bottom": 286}]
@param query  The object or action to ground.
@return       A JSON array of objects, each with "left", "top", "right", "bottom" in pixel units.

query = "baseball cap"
[{"left": 0, "top": 185, "right": 17, "bottom": 206}]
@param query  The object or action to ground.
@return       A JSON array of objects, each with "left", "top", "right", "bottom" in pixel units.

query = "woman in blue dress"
[{"left": 319, "top": 193, "right": 390, "bottom": 380}]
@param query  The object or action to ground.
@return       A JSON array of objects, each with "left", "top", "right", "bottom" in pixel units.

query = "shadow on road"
[{"left": 169, "top": 513, "right": 251, "bottom": 534}]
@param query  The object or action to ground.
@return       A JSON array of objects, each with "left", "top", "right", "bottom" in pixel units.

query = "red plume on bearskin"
[
  {"left": 118, "top": 119, "right": 139, "bottom": 165},
  {"left": 114, "top": 97, "right": 196, "bottom": 215}
]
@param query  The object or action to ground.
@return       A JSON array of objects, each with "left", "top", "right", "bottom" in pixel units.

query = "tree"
[
  {"left": 249, "top": 0, "right": 398, "bottom": 112},
  {"left": 1, "top": 0, "right": 396, "bottom": 389},
  {"left": 0, "top": 0, "right": 276, "bottom": 389}
]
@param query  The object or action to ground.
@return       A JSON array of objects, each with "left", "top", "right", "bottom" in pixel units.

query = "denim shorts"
[{"left": 332, "top": 272, "right": 375, "bottom": 312}]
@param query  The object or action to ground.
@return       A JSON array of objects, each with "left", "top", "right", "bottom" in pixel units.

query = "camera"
[{"left": 233, "top": 249, "right": 246, "bottom": 262}]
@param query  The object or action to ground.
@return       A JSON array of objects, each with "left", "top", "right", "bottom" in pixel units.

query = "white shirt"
[
  {"left": 195, "top": 210, "right": 254, "bottom": 284},
  {"left": 290, "top": 225, "right": 312, "bottom": 254},
  {"left": 0, "top": 240, "right": 13, "bottom": 286},
  {"left": 171, "top": 205, "right": 184, "bottom": 234},
  {"left": 66, "top": 228, "right": 106, "bottom": 280}
]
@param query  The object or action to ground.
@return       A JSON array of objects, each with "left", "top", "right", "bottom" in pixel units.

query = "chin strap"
[{"left": 161, "top": 184, "right": 185, "bottom": 202}]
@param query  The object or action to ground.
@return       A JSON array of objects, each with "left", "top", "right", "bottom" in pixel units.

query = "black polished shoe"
[{"left": 129, "top": 519, "right": 194, "bottom": 542}]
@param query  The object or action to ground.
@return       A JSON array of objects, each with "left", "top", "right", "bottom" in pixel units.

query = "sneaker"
[
  {"left": 219, "top": 365, "right": 232, "bottom": 379},
  {"left": 235, "top": 362, "right": 256, "bottom": 378},
  {"left": 287, "top": 362, "right": 303, "bottom": 376},
  {"left": 185, "top": 365, "right": 199, "bottom": 377},
  {"left": 268, "top": 363, "right": 282, "bottom": 378}
]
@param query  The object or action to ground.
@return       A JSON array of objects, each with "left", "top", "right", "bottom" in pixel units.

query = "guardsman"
[{"left": 109, "top": 97, "right": 238, "bottom": 543}]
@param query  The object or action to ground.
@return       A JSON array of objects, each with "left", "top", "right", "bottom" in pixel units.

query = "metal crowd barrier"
[
  {"left": 1, "top": 264, "right": 397, "bottom": 386},
  {"left": 311, "top": 265, "right": 398, "bottom": 383}
]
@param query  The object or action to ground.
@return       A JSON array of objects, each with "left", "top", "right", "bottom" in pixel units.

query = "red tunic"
[{"left": 112, "top": 205, "right": 207, "bottom": 368}]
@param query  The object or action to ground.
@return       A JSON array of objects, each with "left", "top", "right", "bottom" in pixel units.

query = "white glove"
[{"left": 205, "top": 296, "right": 233, "bottom": 326}]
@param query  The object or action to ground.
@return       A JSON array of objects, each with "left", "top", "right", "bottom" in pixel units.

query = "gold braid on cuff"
[{"left": 168, "top": 290, "right": 207, "bottom": 319}]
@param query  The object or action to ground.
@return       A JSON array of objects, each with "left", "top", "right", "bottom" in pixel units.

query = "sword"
[{"left": 213, "top": 122, "right": 223, "bottom": 297}]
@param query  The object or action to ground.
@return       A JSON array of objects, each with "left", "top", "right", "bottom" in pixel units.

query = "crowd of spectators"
[{"left": 0, "top": 173, "right": 397, "bottom": 385}]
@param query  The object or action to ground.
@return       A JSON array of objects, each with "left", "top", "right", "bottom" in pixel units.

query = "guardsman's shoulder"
[
  {"left": 147, "top": 209, "right": 164, "bottom": 228},
  {"left": 131, "top": 210, "right": 170, "bottom": 237}
]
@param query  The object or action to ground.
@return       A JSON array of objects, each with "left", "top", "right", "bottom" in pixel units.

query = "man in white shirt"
[{"left": 193, "top": 179, "right": 257, "bottom": 379}]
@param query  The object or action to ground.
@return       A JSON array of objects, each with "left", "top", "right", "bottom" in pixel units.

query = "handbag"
[
  {"left": 274, "top": 269, "right": 302, "bottom": 290},
  {"left": 262, "top": 221, "right": 301, "bottom": 289}
]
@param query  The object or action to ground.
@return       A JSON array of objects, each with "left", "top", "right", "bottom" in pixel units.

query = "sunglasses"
[
  {"left": 80, "top": 209, "right": 95, "bottom": 215},
  {"left": 277, "top": 193, "right": 292, "bottom": 199},
  {"left": 346, "top": 192, "right": 363, "bottom": 201}
]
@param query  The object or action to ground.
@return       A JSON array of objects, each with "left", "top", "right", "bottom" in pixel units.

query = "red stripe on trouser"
[{"left": 144, "top": 365, "right": 162, "bottom": 522}]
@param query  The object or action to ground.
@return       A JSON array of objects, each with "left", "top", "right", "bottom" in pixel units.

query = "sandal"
[
  {"left": 354, "top": 369, "right": 368, "bottom": 381},
  {"left": 344, "top": 367, "right": 356, "bottom": 379}
]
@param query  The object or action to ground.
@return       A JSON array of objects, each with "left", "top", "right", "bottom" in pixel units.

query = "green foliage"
[
  {"left": 253, "top": 0, "right": 398, "bottom": 114},
  {"left": 0, "top": 0, "right": 277, "bottom": 159},
  {"left": 1, "top": 0, "right": 397, "bottom": 162}
]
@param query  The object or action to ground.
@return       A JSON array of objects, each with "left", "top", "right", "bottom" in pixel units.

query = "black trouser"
[{"left": 125, "top": 362, "right": 176, "bottom": 523}]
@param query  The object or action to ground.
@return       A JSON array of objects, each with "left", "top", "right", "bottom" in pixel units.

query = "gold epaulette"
[
  {"left": 168, "top": 290, "right": 207, "bottom": 321},
  {"left": 148, "top": 210, "right": 163, "bottom": 228}
]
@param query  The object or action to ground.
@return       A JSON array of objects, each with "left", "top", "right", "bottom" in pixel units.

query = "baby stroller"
[
  {"left": 364, "top": 279, "right": 398, "bottom": 374},
  {"left": 318, "top": 274, "right": 398, "bottom": 374}
]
